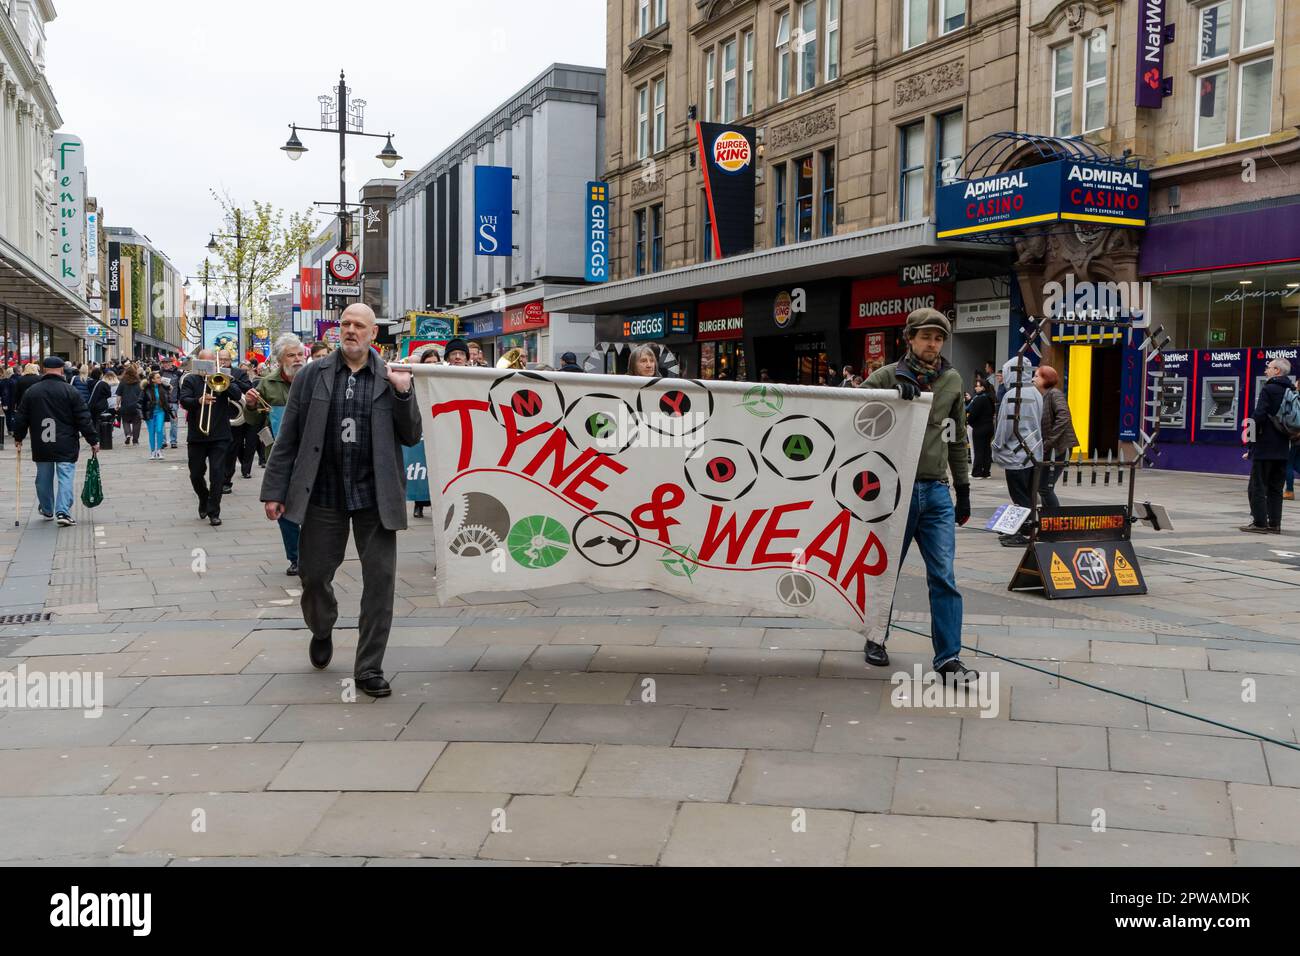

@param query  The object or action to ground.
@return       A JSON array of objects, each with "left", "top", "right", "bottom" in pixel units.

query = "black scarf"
[{"left": 903, "top": 350, "right": 948, "bottom": 391}]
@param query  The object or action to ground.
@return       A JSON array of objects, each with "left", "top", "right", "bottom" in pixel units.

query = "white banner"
[{"left": 410, "top": 367, "right": 931, "bottom": 641}]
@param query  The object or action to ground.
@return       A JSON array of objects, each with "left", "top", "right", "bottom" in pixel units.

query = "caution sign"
[
  {"left": 1048, "top": 552, "right": 1076, "bottom": 591},
  {"left": 1010, "top": 540, "right": 1146, "bottom": 599}
]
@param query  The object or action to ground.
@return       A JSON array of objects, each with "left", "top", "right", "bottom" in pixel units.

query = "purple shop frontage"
[{"left": 1140, "top": 201, "right": 1300, "bottom": 475}]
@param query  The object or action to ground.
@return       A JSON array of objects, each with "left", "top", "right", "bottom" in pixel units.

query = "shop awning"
[
  {"left": 0, "top": 234, "right": 95, "bottom": 332},
  {"left": 544, "top": 219, "right": 1001, "bottom": 316}
]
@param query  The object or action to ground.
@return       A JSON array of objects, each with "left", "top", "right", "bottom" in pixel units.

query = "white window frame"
[
  {"left": 1083, "top": 28, "right": 1108, "bottom": 133},
  {"left": 653, "top": 77, "right": 666, "bottom": 153},
  {"left": 1235, "top": 56, "right": 1272, "bottom": 141},
  {"left": 776, "top": 11, "right": 792, "bottom": 102},
  {"left": 637, "top": 84, "right": 650, "bottom": 160},
  {"left": 742, "top": 30, "right": 755, "bottom": 115},
  {"left": 1052, "top": 44, "right": 1074, "bottom": 137},
  {"left": 705, "top": 48, "right": 716, "bottom": 122},
  {"left": 1198, "top": 1, "right": 1231, "bottom": 64},
  {"left": 796, "top": 0, "right": 818, "bottom": 95},
  {"left": 903, "top": 0, "right": 925, "bottom": 51},
  {"left": 638, "top": 0, "right": 650, "bottom": 37},
  {"left": 825, "top": 0, "right": 840, "bottom": 82},
  {"left": 655, "top": 0, "right": 666, "bottom": 29},
  {"left": 1239, "top": 0, "right": 1274, "bottom": 52},
  {"left": 941, "top": 0, "right": 966, "bottom": 34},
  {"left": 721, "top": 38, "right": 738, "bottom": 123},
  {"left": 899, "top": 122, "right": 926, "bottom": 219},
  {"left": 1194, "top": 66, "right": 1229, "bottom": 149}
]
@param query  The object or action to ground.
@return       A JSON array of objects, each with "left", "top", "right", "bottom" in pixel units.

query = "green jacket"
[
  {"left": 241, "top": 364, "right": 295, "bottom": 432},
  {"left": 864, "top": 359, "right": 970, "bottom": 486}
]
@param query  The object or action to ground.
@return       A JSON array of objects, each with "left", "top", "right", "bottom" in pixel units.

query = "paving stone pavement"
[{"left": 1, "top": 437, "right": 1300, "bottom": 866}]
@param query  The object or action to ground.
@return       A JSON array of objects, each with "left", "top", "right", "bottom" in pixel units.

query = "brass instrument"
[
  {"left": 496, "top": 347, "right": 526, "bottom": 369},
  {"left": 197, "top": 372, "right": 230, "bottom": 436},
  {"left": 231, "top": 389, "right": 273, "bottom": 428}
]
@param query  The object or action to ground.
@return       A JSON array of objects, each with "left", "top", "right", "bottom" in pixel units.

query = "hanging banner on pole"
[
  {"left": 409, "top": 368, "right": 929, "bottom": 640},
  {"left": 474, "top": 166, "right": 513, "bottom": 256}
]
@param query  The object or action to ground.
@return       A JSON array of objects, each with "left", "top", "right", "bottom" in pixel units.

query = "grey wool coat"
[{"left": 260, "top": 349, "right": 423, "bottom": 530}]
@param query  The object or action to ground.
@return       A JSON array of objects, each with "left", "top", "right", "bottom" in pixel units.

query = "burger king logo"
[{"left": 712, "top": 131, "right": 751, "bottom": 174}]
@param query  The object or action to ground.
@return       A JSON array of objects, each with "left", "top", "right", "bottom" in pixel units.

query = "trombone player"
[{"left": 180, "top": 348, "right": 245, "bottom": 527}]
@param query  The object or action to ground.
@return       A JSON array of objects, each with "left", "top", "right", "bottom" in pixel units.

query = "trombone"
[
  {"left": 230, "top": 388, "right": 273, "bottom": 428},
  {"left": 197, "top": 372, "right": 230, "bottom": 436}
]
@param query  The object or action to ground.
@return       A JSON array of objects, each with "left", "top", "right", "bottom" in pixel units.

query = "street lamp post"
[
  {"left": 207, "top": 209, "right": 244, "bottom": 321},
  {"left": 281, "top": 69, "right": 401, "bottom": 318}
]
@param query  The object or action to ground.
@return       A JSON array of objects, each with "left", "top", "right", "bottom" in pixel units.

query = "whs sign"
[
  {"left": 411, "top": 366, "right": 930, "bottom": 641},
  {"left": 474, "top": 166, "right": 513, "bottom": 256}
]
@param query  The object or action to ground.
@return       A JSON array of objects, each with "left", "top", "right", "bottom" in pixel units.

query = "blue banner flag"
[
  {"left": 404, "top": 443, "right": 430, "bottom": 502},
  {"left": 474, "top": 166, "right": 512, "bottom": 256}
]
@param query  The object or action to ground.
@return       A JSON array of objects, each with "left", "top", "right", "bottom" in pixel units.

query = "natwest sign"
[
  {"left": 1135, "top": 0, "right": 1174, "bottom": 109},
  {"left": 850, "top": 275, "right": 954, "bottom": 330},
  {"left": 504, "top": 301, "right": 549, "bottom": 334}
]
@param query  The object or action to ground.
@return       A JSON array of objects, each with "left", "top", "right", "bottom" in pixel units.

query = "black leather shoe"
[
  {"left": 357, "top": 676, "right": 391, "bottom": 698},
  {"left": 937, "top": 659, "right": 979, "bottom": 684},
  {"left": 208, "top": 515, "right": 222, "bottom": 527},
  {"left": 309, "top": 636, "right": 333, "bottom": 669},
  {"left": 241, "top": 472, "right": 252, "bottom": 479},
  {"left": 999, "top": 533, "right": 1030, "bottom": 547},
  {"left": 198, "top": 504, "right": 208, "bottom": 519},
  {"left": 286, "top": 562, "right": 299, "bottom": 576},
  {"left": 864, "top": 640, "right": 890, "bottom": 667},
  {"left": 222, "top": 484, "right": 233, "bottom": 494}
]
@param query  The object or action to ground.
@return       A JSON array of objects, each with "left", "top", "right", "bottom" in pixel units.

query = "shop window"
[
  {"left": 795, "top": 154, "right": 815, "bottom": 242},
  {"left": 773, "top": 163, "right": 788, "bottom": 246},
  {"left": 651, "top": 204, "right": 664, "bottom": 273},
  {"left": 899, "top": 122, "right": 926, "bottom": 219},
  {"left": 653, "top": 77, "right": 666, "bottom": 152},
  {"left": 634, "top": 208, "right": 647, "bottom": 275},
  {"left": 1192, "top": 0, "right": 1276, "bottom": 149},
  {"left": 820, "top": 149, "right": 836, "bottom": 237}
]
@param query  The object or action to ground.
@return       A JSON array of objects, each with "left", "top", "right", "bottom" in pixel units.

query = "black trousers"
[
  {"left": 1038, "top": 464, "right": 1064, "bottom": 511},
  {"left": 122, "top": 408, "right": 143, "bottom": 443},
  {"left": 188, "top": 440, "right": 230, "bottom": 517},
  {"left": 1005, "top": 466, "right": 1035, "bottom": 509},
  {"left": 224, "top": 424, "right": 257, "bottom": 482},
  {"left": 1248, "top": 458, "right": 1286, "bottom": 529},
  {"left": 298, "top": 505, "right": 396, "bottom": 680},
  {"left": 971, "top": 430, "right": 993, "bottom": 478}
]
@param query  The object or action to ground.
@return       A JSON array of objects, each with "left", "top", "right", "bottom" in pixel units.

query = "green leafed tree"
[{"left": 206, "top": 191, "right": 315, "bottom": 338}]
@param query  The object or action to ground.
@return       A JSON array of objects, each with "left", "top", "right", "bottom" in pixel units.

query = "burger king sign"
[{"left": 696, "top": 121, "right": 758, "bottom": 258}]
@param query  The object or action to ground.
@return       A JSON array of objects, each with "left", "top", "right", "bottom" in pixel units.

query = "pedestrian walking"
[
  {"left": 861, "top": 307, "right": 975, "bottom": 683},
  {"left": 118, "top": 365, "right": 144, "bottom": 446},
  {"left": 160, "top": 358, "right": 183, "bottom": 448},
  {"left": 411, "top": 347, "right": 442, "bottom": 520},
  {"left": 222, "top": 357, "right": 258, "bottom": 486},
  {"left": 14, "top": 362, "right": 41, "bottom": 408},
  {"left": 558, "top": 351, "right": 584, "bottom": 373},
  {"left": 260, "top": 303, "right": 422, "bottom": 698},
  {"left": 443, "top": 338, "right": 470, "bottom": 367},
  {"left": 180, "top": 348, "right": 245, "bottom": 527},
  {"left": 248, "top": 333, "right": 306, "bottom": 574},
  {"left": 967, "top": 376, "right": 995, "bottom": 478},
  {"left": 11, "top": 355, "right": 100, "bottom": 526},
  {"left": 991, "top": 356, "right": 1044, "bottom": 547},
  {"left": 0, "top": 366, "right": 14, "bottom": 448},
  {"left": 1241, "top": 357, "right": 1293, "bottom": 533},
  {"left": 140, "top": 370, "right": 173, "bottom": 460},
  {"left": 1035, "top": 364, "right": 1077, "bottom": 510}
]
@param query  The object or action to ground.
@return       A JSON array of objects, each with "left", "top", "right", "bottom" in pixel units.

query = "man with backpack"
[{"left": 1242, "top": 357, "right": 1298, "bottom": 534}]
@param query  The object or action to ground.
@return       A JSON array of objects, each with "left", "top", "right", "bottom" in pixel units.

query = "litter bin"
[{"left": 98, "top": 418, "right": 114, "bottom": 449}]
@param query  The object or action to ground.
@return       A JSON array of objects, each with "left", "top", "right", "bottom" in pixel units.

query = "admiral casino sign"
[
  {"left": 696, "top": 122, "right": 757, "bottom": 258},
  {"left": 936, "top": 160, "right": 1150, "bottom": 240}
]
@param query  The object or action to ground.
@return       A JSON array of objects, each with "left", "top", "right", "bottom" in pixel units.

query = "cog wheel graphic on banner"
[
  {"left": 853, "top": 402, "right": 896, "bottom": 441},
  {"left": 488, "top": 371, "right": 566, "bottom": 431},
  {"left": 572, "top": 511, "right": 640, "bottom": 568},
  {"left": 445, "top": 492, "right": 511, "bottom": 543},
  {"left": 831, "top": 450, "right": 902, "bottom": 523},
  {"left": 449, "top": 525, "right": 502, "bottom": 558},
  {"left": 684, "top": 438, "right": 759, "bottom": 502},
  {"left": 775, "top": 571, "right": 816, "bottom": 608},
  {"left": 739, "top": 384, "right": 783, "bottom": 417},
  {"left": 635, "top": 379, "right": 714, "bottom": 438},
  {"left": 659, "top": 546, "right": 700, "bottom": 580},
  {"left": 759, "top": 414, "right": 836, "bottom": 481},
  {"left": 563, "top": 393, "right": 639, "bottom": 455},
  {"left": 507, "top": 515, "right": 571, "bottom": 569}
]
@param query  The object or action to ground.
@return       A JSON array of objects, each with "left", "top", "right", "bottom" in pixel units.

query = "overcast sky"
[{"left": 46, "top": 0, "right": 606, "bottom": 293}]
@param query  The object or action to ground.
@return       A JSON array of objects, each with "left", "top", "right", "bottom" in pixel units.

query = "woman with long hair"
[
  {"left": 118, "top": 364, "right": 144, "bottom": 446},
  {"left": 1035, "top": 364, "right": 1077, "bottom": 510},
  {"left": 626, "top": 344, "right": 659, "bottom": 377},
  {"left": 140, "top": 369, "right": 174, "bottom": 459},
  {"left": 967, "top": 376, "right": 995, "bottom": 479}
]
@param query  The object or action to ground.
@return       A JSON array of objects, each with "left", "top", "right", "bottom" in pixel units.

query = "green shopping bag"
[{"left": 80, "top": 455, "right": 104, "bottom": 509}]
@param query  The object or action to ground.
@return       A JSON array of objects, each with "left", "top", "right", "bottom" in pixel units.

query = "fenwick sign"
[{"left": 1135, "top": 0, "right": 1175, "bottom": 109}]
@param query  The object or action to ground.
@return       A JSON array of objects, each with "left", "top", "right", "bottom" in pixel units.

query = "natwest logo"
[{"left": 712, "top": 131, "right": 751, "bottom": 173}]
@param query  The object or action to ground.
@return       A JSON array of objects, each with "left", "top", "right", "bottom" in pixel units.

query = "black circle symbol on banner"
[
  {"left": 775, "top": 571, "right": 815, "bottom": 608},
  {"left": 658, "top": 390, "right": 692, "bottom": 416},
  {"left": 832, "top": 450, "right": 901, "bottom": 523},
  {"left": 488, "top": 372, "right": 565, "bottom": 429},
  {"left": 759, "top": 414, "right": 835, "bottom": 481},
  {"left": 853, "top": 471, "right": 882, "bottom": 501},
  {"left": 572, "top": 511, "right": 641, "bottom": 568},
  {"left": 706, "top": 457, "right": 736, "bottom": 482},
  {"left": 684, "top": 438, "right": 759, "bottom": 502}
]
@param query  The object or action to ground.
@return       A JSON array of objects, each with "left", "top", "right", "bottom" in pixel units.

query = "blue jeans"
[
  {"left": 147, "top": 410, "right": 166, "bottom": 452},
  {"left": 278, "top": 517, "right": 301, "bottom": 563},
  {"left": 167, "top": 405, "right": 179, "bottom": 445},
  {"left": 1287, "top": 444, "right": 1298, "bottom": 493},
  {"left": 35, "top": 461, "right": 76, "bottom": 516},
  {"left": 889, "top": 480, "right": 964, "bottom": 668}
]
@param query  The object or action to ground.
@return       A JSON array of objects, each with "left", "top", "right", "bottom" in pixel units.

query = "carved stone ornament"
[
  {"left": 630, "top": 167, "right": 666, "bottom": 200},
  {"left": 1066, "top": 3, "right": 1086, "bottom": 31},
  {"left": 894, "top": 59, "right": 965, "bottom": 108},
  {"left": 768, "top": 105, "right": 837, "bottom": 151}
]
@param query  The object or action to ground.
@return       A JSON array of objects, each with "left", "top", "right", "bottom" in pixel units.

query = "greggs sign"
[
  {"left": 936, "top": 159, "right": 1149, "bottom": 239},
  {"left": 696, "top": 121, "right": 757, "bottom": 258}
]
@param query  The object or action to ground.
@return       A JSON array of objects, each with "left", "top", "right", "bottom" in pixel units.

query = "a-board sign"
[{"left": 1008, "top": 505, "right": 1146, "bottom": 598}]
